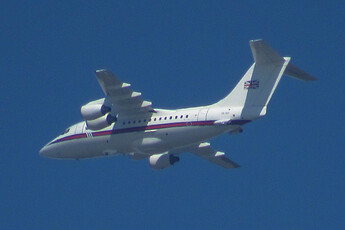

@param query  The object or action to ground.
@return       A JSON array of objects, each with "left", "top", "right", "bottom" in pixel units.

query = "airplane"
[{"left": 39, "top": 39, "right": 315, "bottom": 170}]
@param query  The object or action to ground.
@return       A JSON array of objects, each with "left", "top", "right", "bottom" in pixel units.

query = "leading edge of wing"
[{"left": 95, "top": 69, "right": 154, "bottom": 115}]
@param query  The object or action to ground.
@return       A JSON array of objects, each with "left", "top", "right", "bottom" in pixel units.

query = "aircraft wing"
[
  {"left": 188, "top": 142, "right": 240, "bottom": 169},
  {"left": 95, "top": 69, "right": 154, "bottom": 116}
]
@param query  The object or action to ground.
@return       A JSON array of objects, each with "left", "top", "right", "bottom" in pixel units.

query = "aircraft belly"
[
  {"left": 132, "top": 125, "right": 229, "bottom": 154},
  {"left": 103, "top": 125, "right": 229, "bottom": 155},
  {"left": 165, "top": 126, "right": 229, "bottom": 146}
]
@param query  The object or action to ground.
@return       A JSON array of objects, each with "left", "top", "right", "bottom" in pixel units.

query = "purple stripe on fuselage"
[
  {"left": 50, "top": 133, "right": 87, "bottom": 144},
  {"left": 49, "top": 120, "right": 249, "bottom": 145},
  {"left": 92, "top": 121, "right": 215, "bottom": 137}
]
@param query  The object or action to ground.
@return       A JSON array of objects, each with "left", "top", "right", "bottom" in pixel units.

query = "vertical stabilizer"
[{"left": 213, "top": 39, "right": 290, "bottom": 120}]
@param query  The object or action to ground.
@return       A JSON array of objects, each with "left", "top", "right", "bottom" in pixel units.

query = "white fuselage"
[
  {"left": 39, "top": 40, "right": 314, "bottom": 169},
  {"left": 39, "top": 106, "right": 249, "bottom": 159}
]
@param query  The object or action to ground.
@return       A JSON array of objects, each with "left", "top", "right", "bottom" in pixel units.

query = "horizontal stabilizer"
[{"left": 284, "top": 63, "right": 316, "bottom": 81}]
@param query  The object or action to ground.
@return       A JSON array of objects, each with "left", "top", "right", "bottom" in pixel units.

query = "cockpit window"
[{"left": 62, "top": 128, "right": 70, "bottom": 135}]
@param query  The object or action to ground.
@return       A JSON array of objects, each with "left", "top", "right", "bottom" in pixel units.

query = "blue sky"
[{"left": 1, "top": 1, "right": 344, "bottom": 229}]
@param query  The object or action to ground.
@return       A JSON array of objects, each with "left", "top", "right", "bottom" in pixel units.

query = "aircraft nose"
[
  {"left": 39, "top": 145, "right": 49, "bottom": 157},
  {"left": 39, "top": 144, "right": 57, "bottom": 158}
]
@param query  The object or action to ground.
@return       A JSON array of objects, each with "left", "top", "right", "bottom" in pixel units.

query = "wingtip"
[
  {"left": 250, "top": 38, "right": 263, "bottom": 43},
  {"left": 234, "top": 164, "right": 241, "bottom": 168},
  {"left": 95, "top": 69, "right": 108, "bottom": 73},
  {"left": 306, "top": 76, "right": 317, "bottom": 81},
  {"left": 230, "top": 162, "right": 241, "bottom": 169},
  {"left": 305, "top": 73, "right": 317, "bottom": 81}
]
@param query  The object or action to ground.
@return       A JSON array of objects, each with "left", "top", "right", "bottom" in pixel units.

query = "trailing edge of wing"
[{"left": 189, "top": 142, "right": 239, "bottom": 169}]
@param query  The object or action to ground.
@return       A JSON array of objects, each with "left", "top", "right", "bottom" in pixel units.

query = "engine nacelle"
[
  {"left": 86, "top": 114, "right": 117, "bottom": 130},
  {"left": 81, "top": 103, "right": 111, "bottom": 120},
  {"left": 149, "top": 153, "right": 179, "bottom": 170}
]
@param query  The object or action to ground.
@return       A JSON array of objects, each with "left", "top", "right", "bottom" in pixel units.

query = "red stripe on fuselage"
[
  {"left": 92, "top": 121, "right": 215, "bottom": 137},
  {"left": 49, "top": 120, "right": 226, "bottom": 145},
  {"left": 51, "top": 133, "right": 87, "bottom": 144}
]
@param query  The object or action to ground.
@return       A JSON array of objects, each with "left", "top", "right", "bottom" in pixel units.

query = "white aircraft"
[{"left": 40, "top": 39, "right": 315, "bottom": 169}]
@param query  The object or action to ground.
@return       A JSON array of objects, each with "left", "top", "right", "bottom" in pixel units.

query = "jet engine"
[
  {"left": 81, "top": 99, "right": 116, "bottom": 130},
  {"left": 81, "top": 103, "right": 111, "bottom": 120},
  {"left": 86, "top": 113, "right": 117, "bottom": 131},
  {"left": 149, "top": 153, "right": 179, "bottom": 170}
]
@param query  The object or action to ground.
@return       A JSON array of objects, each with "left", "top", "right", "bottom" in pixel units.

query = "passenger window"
[
  {"left": 154, "top": 118, "right": 157, "bottom": 121},
  {"left": 186, "top": 115, "right": 189, "bottom": 118},
  {"left": 164, "top": 117, "right": 167, "bottom": 120},
  {"left": 175, "top": 116, "right": 178, "bottom": 119},
  {"left": 169, "top": 116, "right": 172, "bottom": 119},
  {"left": 180, "top": 115, "right": 183, "bottom": 118},
  {"left": 138, "top": 120, "right": 141, "bottom": 123},
  {"left": 159, "top": 117, "right": 162, "bottom": 120},
  {"left": 133, "top": 121, "right": 136, "bottom": 124},
  {"left": 144, "top": 119, "right": 146, "bottom": 122},
  {"left": 123, "top": 122, "right": 125, "bottom": 125}
]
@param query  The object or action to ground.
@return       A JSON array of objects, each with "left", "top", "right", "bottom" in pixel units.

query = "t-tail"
[{"left": 212, "top": 39, "right": 315, "bottom": 120}]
